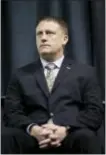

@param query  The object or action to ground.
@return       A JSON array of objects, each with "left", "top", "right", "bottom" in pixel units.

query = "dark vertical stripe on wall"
[
  {"left": 66, "top": 0, "right": 92, "bottom": 65},
  {"left": 35, "top": 0, "right": 51, "bottom": 20},
  {"left": 90, "top": 0, "right": 105, "bottom": 100},
  {"left": 87, "top": 1, "right": 94, "bottom": 66},
  {"left": 11, "top": 1, "right": 38, "bottom": 71},
  {"left": 49, "top": 0, "right": 63, "bottom": 17},
  {"left": 1, "top": 0, "right": 12, "bottom": 95}
]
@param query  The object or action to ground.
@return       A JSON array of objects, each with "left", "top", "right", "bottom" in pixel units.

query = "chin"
[
  {"left": 40, "top": 52, "right": 55, "bottom": 61},
  {"left": 40, "top": 50, "right": 53, "bottom": 56},
  {"left": 40, "top": 50, "right": 51, "bottom": 54}
]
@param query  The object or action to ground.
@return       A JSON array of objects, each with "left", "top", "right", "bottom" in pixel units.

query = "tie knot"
[{"left": 45, "top": 63, "right": 56, "bottom": 70}]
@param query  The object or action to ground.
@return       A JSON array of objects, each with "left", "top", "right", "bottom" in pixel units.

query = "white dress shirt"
[{"left": 40, "top": 55, "right": 64, "bottom": 79}]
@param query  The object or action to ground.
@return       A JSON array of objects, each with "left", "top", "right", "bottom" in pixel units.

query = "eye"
[
  {"left": 36, "top": 31, "right": 42, "bottom": 36},
  {"left": 46, "top": 31, "right": 55, "bottom": 35}
]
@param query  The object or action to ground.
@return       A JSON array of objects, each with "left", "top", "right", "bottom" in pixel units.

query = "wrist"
[{"left": 30, "top": 125, "right": 40, "bottom": 136}]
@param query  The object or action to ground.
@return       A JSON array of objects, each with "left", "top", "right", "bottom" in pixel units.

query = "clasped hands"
[{"left": 30, "top": 123, "right": 68, "bottom": 149}]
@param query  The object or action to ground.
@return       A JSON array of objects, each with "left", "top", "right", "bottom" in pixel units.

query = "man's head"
[{"left": 35, "top": 17, "right": 69, "bottom": 61}]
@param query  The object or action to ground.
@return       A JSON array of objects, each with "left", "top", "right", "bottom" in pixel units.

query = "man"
[{"left": 2, "top": 16, "right": 104, "bottom": 154}]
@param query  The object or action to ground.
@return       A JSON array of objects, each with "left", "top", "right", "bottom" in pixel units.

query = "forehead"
[{"left": 36, "top": 20, "right": 61, "bottom": 32}]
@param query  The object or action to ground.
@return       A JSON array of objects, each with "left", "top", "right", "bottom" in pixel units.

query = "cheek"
[
  {"left": 36, "top": 39, "right": 40, "bottom": 46},
  {"left": 54, "top": 40, "right": 63, "bottom": 46},
  {"left": 51, "top": 37, "right": 60, "bottom": 43},
  {"left": 50, "top": 37, "right": 63, "bottom": 48}
]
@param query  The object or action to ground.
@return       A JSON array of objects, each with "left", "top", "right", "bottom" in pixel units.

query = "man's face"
[{"left": 36, "top": 20, "right": 68, "bottom": 60}]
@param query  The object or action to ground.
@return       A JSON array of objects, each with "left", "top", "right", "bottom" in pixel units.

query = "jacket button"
[{"left": 50, "top": 113, "right": 54, "bottom": 117}]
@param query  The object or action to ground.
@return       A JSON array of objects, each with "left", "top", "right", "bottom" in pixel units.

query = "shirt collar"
[{"left": 40, "top": 55, "right": 64, "bottom": 69}]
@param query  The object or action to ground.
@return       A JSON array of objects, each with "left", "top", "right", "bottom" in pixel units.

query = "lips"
[{"left": 40, "top": 44, "right": 50, "bottom": 47}]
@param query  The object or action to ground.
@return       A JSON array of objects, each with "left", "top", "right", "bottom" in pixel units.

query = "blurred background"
[{"left": 1, "top": 0, "right": 105, "bottom": 101}]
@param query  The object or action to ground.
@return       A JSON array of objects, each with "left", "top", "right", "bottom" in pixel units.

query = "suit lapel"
[
  {"left": 52, "top": 58, "right": 74, "bottom": 93},
  {"left": 34, "top": 59, "right": 49, "bottom": 97},
  {"left": 34, "top": 57, "right": 74, "bottom": 96}
]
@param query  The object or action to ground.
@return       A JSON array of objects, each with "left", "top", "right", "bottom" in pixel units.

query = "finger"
[
  {"left": 50, "top": 142, "right": 61, "bottom": 148},
  {"left": 40, "top": 129, "right": 52, "bottom": 136},
  {"left": 41, "top": 124, "right": 49, "bottom": 128},
  {"left": 39, "top": 138, "right": 51, "bottom": 145},
  {"left": 39, "top": 144, "right": 48, "bottom": 149},
  {"left": 50, "top": 140, "right": 60, "bottom": 146},
  {"left": 42, "top": 124, "right": 57, "bottom": 130},
  {"left": 49, "top": 133, "right": 58, "bottom": 140},
  {"left": 56, "top": 143, "right": 61, "bottom": 147}
]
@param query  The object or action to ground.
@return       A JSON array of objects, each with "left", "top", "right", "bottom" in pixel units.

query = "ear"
[{"left": 63, "top": 35, "right": 69, "bottom": 46}]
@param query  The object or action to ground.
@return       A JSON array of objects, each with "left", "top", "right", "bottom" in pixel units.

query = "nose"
[{"left": 41, "top": 33, "right": 48, "bottom": 42}]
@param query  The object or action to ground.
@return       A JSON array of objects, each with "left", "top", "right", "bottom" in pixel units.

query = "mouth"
[{"left": 40, "top": 44, "right": 50, "bottom": 47}]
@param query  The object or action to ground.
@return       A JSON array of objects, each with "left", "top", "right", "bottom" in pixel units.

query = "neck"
[{"left": 40, "top": 50, "right": 64, "bottom": 62}]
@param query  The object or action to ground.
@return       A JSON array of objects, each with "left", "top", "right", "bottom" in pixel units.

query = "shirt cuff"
[{"left": 26, "top": 123, "right": 37, "bottom": 134}]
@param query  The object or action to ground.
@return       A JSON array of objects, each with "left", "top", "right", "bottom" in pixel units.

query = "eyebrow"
[{"left": 36, "top": 29, "right": 56, "bottom": 34}]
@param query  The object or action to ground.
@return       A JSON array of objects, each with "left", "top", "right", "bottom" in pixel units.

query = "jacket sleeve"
[
  {"left": 4, "top": 71, "right": 35, "bottom": 131},
  {"left": 77, "top": 67, "right": 104, "bottom": 130}
]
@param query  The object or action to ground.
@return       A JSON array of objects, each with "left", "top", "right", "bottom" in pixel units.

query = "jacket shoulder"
[
  {"left": 17, "top": 59, "right": 40, "bottom": 74},
  {"left": 11, "top": 59, "right": 40, "bottom": 79}
]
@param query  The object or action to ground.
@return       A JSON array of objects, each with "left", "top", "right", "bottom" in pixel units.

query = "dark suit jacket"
[{"left": 4, "top": 57, "right": 104, "bottom": 131}]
